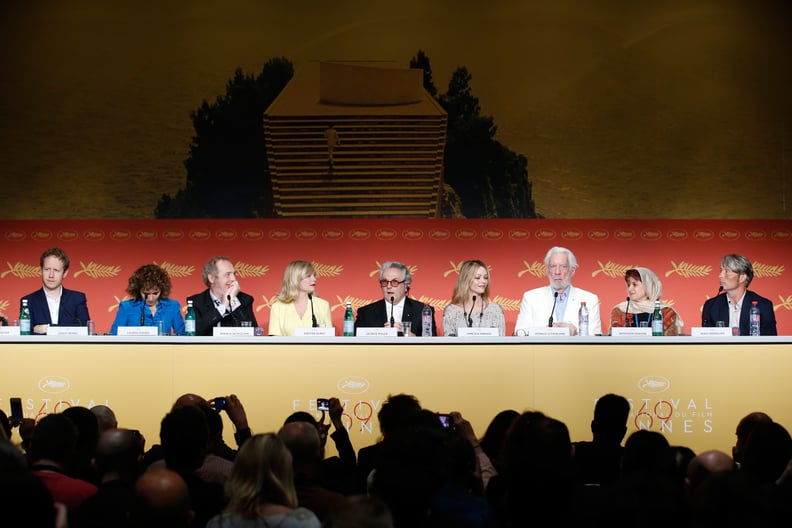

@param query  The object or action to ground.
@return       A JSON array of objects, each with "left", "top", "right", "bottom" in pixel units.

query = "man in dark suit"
[
  {"left": 355, "top": 261, "right": 437, "bottom": 336},
  {"left": 187, "top": 256, "right": 258, "bottom": 336},
  {"left": 701, "top": 253, "right": 777, "bottom": 335},
  {"left": 22, "top": 247, "right": 90, "bottom": 334}
]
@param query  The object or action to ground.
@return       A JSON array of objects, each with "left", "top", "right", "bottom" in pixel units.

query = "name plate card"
[
  {"left": 611, "top": 327, "right": 652, "bottom": 337},
  {"left": 526, "top": 327, "right": 570, "bottom": 337},
  {"left": 118, "top": 326, "right": 158, "bottom": 336},
  {"left": 456, "top": 327, "right": 500, "bottom": 337},
  {"left": 691, "top": 327, "right": 733, "bottom": 337},
  {"left": 47, "top": 326, "right": 89, "bottom": 336},
  {"left": 294, "top": 327, "right": 336, "bottom": 337},
  {"left": 356, "top": 327, "right": 398, "bottom": 337},
  {"left": 0, "top": 326, "right": 20, "bottom": 336},
  {"left": 213, "top": 327, "right": 254, "bottom": 337}
]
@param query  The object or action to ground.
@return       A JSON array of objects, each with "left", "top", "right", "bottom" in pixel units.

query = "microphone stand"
[
  {"left": 624, "top": 297, "right": 631, "bottom": 327},
  {"left": 389, "top": 296, "right": 395, "bottom": 328},
  {"left": 309, "top": 294, "right": 318, "bottom": 327},
  {"left": 548, "top": 291, "right": 558, "bottom": 327}
]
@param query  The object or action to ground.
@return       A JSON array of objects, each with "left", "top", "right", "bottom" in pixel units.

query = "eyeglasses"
[{"left": 379, "top": 279, "right": 406, "bottom": 288}]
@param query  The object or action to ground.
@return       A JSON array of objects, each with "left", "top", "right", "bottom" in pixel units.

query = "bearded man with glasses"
[{"left": 354, "top": 261, "right": 437, "bottom": 336}]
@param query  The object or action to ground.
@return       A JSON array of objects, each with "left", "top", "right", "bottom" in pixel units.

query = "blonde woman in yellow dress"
[
  {"left": 442, "top": 259, "right": 506, "bottom": 336},
  {"left": 268, "top": 261, "right": 333, "bottom": 336}
]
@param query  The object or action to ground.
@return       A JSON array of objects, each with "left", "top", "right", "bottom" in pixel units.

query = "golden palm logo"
[
  {"left": 156, "top": 261, "right": 195, "bottom": 278},
  {"left": 255, "top": 295, "right": 277, "bottom": 313},
  {"left": 665, "top": 261, "right": 712, "bottom": 278},
  {"left": 517, "top": 261, "right": 545, "bottom": 278},
  {"left": 313, "top": 262, "right": 344, "bottom": 277},
  {"left": 331, "top": 295, "right": 375, "bottom": 313},
  {"left": 0, "top": 262, "right": 40, "bottom": 279},
  {"left": 591, "top": 261, "right": 635, "bottom": 278},
  {"left": 108, "top": 295, "right": 133, "bottom": 313},
  {"left": 416, "top": 295, "right": 447, "bottom": 310},
  {"left": 72, "top": 261, "right": 122, "bottom": 279},
  {"left": 0, "top": 299, "right": 9, "bottom": 313},
  {"left": 774, "top": 295, "right": 792, "bottom": 312},
  {"left": 492, "top": 295, "right": 520, "bottom": 312},
  {"left": 753, "top": 262, "right": 784, "bottom": 279},
  {"left": 233, "top": 262, "right": 269, "bottom": 279}
]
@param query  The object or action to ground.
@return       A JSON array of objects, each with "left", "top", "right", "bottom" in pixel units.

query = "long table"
[{"left": 2, "top": 336, "right": 790, "bottom": 456}]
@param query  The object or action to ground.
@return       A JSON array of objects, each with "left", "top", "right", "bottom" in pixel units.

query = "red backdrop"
[{"left": 2, "top": 219, "right": 790, "bottom": 335}]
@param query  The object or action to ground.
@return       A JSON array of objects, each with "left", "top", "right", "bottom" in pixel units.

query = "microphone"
[
  {"left": 140, "top": 305, "right": 145, "bottom": 326},
  {"left": 624, "top": 296, "right": 631, "bottom": 327},
  {"left": 309, "top": 294, "right": 318, "bottom": 327},
  {"left": 548, "top": 291, "right": 559, "bottom": 327},
  {"left": 389, "top": 296, "right": 395, "bottom": 327},
  {"left": 717, "top": 285, "right": 724, "bottom": 295},
  {"left": 466, "top": 295, "right": 477, "bottom": 327}
]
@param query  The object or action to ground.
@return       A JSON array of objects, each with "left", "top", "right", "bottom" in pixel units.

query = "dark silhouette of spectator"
[
  {"left": 157, "top": 405, "right": 227, "bottom": 528},
  {"left": 30, "top": 413, "right": 98, "bottom": 510},
  {"left": 1, "top": 439, "right": 63, "bottom": 528},
  {"left": 478, "top": 409, "right": 518, "bottom": 475},
  {"left": 740, "top": 421, "right": 792, "bottom": 486},
  {"left": 671, "top": 444, "right": 697, "bottom": 485},
  {"left": 323, "top": 495, "right": 394, "bottom": 528},
  {"left": 0, "top": 409, "right": 11, "bottom": 441},
  {"left": 612, "top": 430, "right": 686, "bottom": 527},
  {"left": 130, "top": 468, "right": 194, "bottom": 528},
  {"left": 356, "top": 393, "right": 422, "bottom": 493},
  {"left": 732, "top": 411, "right": 773, "bottom": 468},
  {"left": 284, "top": 396, "right": 357, "bottom": 494},
  {"left": 573, "top": 393, "right": 630, "bottom": 488},
  {"left": 62, "top": 406, "right": 101, "bottom": 485},
  {"left": 278, "top": 420, "right": 345, "bottom": 522},
  {"left": 206, "top": 433, "right": 320, "bottom": 527},
  {"left": 70, "top": 428, "right": 143, "bottom": 528},
  {"left": 369, "top": 424, "right": 450, "bottom": 528},
  {"left": 91, "top": 405, "right": 118, "bottom": 434},
  {"left": 490, "top": 411, "right": 576, "bottom": 527}
]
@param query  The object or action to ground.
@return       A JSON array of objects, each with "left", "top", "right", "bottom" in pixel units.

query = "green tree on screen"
[{"left": 155, "top": 58, "right": 294, "bottom": 218}]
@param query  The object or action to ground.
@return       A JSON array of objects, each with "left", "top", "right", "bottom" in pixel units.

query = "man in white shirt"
[{"left": 514, "top": 246, "right": 601, "bottom": 336}]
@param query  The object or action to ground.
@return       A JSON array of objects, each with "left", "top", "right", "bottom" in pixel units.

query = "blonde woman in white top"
[{"left": 442, "top": 259, "right": 506, "bottom": 336}]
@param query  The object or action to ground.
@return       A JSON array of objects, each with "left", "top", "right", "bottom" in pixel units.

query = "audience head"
[
  {"left": 277, "top": 260, "right": 317, "bottom": 302},
  {"left": 684, "top": 449, "right": 735, "bottom": 492},
  {"left": 324, "top": 495, "right": 394, "bottom": 528},
  {"left": 479, "top": 409, "right": 519, "bottom": 471},
  {"left": 126, "top": 263, "right": 173, "bottom": 302},
  {"left": 91, "top": 404, "right": 118, "bottom": 434},
  {"left": 130, "top": 468, "right": 194, "bottom": 528},
  {"left": 591, "top": 393, "right": 630, "bottom": 445},
  {"left": 0, "top": 438, "right": 28, "bottom": 472},
  {"left": 621, "top": 429, "right": 676, "bottom": 477},
  {"left": 377, "top": 393, "right": 422, "bottom": 438},
  {"left": 740, "top": 421, "right": 792, "bottom": 484},
  {"left": 377, "top": 261, "right": 412, "bottom": 304},
  {"left": 733, "top": 411, "right": 773, "bottom": 465},
  {"left": 225, "top": 433, "right": 297, "bottom": 514},
  {"left": 451, "top": 259, "right": 491, "bottom": 304},
  {"left": 159, "top": 405, "right": 210, "bottom": 475},
  {"left": 94, "top": 428, "right": 144, "bottom": 482},
  {"left": 0, "top": 410, "right": 10, "bottom": 440},
  {"left": 277, "top": 421, "right": 323, "bottom": 477},
  {"left": 29, "top": 412, "right": 79, "bottom": 467},
  {"left": 0, "top": 466, "right": 59, "bottom": 528}
]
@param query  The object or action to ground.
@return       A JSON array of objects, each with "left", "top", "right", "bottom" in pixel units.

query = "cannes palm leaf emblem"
[
  {"left": 1, "top": 262, "right": 40, "bottom": 279},
  {"left": 665, "top": 262, "right": 712, "bottom": 278},
  {"left": 592, "top": 261, "right": 635, "bottom": 278},
  {"left": 72, "top": 262, "right": 122, "bottom": 279}
]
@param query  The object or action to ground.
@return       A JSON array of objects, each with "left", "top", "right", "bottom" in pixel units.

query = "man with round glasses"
[{"left": 355, "top": 261, "right": 437, "bottom": 336}]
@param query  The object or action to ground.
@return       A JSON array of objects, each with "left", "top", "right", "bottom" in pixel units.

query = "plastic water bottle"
[
  {"left": 184, "top": 299, "right": 196, "bottom": 336},
  {"left": 421, "top": 304, "right": 433, "bottom": 337},
  {"left": 578, "top": 301, "right": 588, "bottom": 337},
  {"left": 343, "top": 301, "right": 355, "bottom": 336},
  {"left": 19, "top": 299, "right": 31, "bottom": 335},
  {"left": 652, "top": 301, "right": 663, "bottom": 336},
  {"left": 749, "top": 301, "right": 760, "bottom": 336}
]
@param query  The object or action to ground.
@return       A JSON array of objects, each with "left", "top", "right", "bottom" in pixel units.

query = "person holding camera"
[
  {"left": 187, "top": 256, "right": 258, "bottom": 336},
  {"left": 355, "top": 261, "right": 437, "bottom": 336}
]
